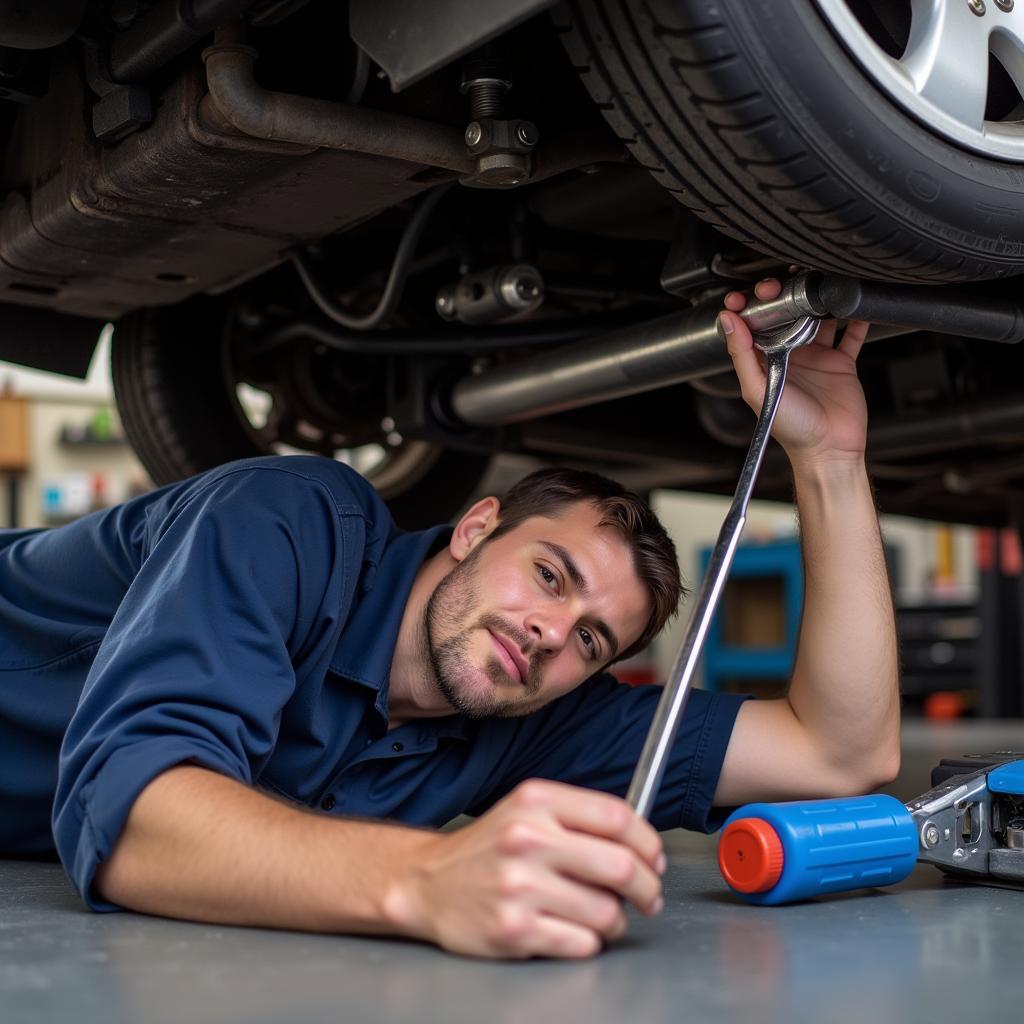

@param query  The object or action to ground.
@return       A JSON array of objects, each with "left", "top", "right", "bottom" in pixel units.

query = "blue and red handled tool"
[{"left": 718, "top": 752, "right": 1024, "bottom": 904}]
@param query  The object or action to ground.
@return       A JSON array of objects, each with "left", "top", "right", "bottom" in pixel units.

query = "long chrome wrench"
[{"left": 627, "top": 311, "right": 822, "bottom": 818}]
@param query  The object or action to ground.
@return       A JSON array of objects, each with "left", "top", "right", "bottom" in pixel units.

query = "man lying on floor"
[{"left": 0, "top": 283, "right": 898, "bottom": 958}]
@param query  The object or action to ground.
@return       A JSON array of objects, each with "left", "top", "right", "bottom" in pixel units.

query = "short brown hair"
[{"left": 489, "top": 468, "right": 684, "bottom": 663}]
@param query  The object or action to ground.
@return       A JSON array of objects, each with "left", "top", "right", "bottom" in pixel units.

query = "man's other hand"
[{"left": 383, "top": 779, "right": 665, "bottom": 959}]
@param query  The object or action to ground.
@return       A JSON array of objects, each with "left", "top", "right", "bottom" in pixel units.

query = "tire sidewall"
[{"left": 715, "top": 0, "right": 1024, "bottom": 259}]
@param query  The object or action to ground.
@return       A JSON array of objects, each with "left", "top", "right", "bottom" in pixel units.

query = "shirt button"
[
  {"left": 321, "top": 794, "right": 336, "bottom": 811},
  {"left": 392, "top": 742, "right": 404, "bottom": 752}
]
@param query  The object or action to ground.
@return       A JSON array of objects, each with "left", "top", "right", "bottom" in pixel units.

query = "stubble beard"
[{"left": 423, "top": 547, "right": 543, "bottom": 719}]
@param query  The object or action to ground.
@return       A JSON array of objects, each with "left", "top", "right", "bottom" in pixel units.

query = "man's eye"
[
  {"left": 537, "top": 564, "right": 558, "bottom": 588},
  {"left": 578, "top": 627, "right": 596, "bottom": 656}
]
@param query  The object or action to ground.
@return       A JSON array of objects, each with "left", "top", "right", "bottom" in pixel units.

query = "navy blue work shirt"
[{"left": 0, "top": 455, "right": 748, "bottom": 910}]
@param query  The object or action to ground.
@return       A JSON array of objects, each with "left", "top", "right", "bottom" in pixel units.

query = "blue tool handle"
[{"left": 719, "top": 795, "right": 918, "bottom": 906}]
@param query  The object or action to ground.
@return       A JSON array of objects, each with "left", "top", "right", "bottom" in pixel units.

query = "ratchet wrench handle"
[{"left": 626, "top": 315, "right": 820, "bottom": 818}]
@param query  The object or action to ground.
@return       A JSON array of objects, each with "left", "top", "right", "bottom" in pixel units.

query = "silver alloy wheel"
[{"left": 815, "top": 0, "right": 1024, "bottom": 160}]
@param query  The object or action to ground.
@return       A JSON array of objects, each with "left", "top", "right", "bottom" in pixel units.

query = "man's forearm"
[
  {"left": 95, "top": 765, "right": 432, "bottom": 934},
  {"left": 788, "top": 456, "right": 900, "bottom": 788},
  {"left": 94, "top": 767, "right": 665, "bottom": 959}
]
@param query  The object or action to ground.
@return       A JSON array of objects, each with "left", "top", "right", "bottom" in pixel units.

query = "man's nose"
[{"left": 525, "top": 608, "right": 575, "bottom": 653}]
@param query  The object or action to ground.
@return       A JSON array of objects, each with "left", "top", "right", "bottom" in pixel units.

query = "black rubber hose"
[
  {"left": 815, "top": 275, "right": 1024, "bottom": 343},
  {"left": 289, "top": 185, "right": 452, "bottom": 331}
]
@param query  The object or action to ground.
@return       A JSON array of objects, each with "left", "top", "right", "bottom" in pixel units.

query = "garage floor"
[{"left": 4, "top": 721, "right": 1022, "bottom": 1024}]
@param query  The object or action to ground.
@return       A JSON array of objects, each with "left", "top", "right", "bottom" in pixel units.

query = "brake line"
[{"left": 289, "top": 184, "right": 453, "bottom": 331}]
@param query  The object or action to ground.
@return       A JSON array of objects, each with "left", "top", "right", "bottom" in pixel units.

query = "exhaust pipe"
[
  {"left": 448, "top": 272, "right": 1024, "bottom": 428},
  {"left": 448, "top": 299, "right": 732, "bottom": 427},
  {"left": 202, "top": 26, "right": 626, "bottom": 182},
  {"left": 203, "top": 26, "right": 476, "bottom": 174}
]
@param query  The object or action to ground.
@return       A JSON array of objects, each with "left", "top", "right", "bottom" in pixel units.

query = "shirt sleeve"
[
  {"left": 468, "top": 675, "right": 751, "bottom": 833},
  {"left": 52, "top": 465, "right": 356, "bottom": 911}
]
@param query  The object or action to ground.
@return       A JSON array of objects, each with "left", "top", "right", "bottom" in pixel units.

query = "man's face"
[{"left": 424, "top": 502, "right": 652, "bottom": 718}]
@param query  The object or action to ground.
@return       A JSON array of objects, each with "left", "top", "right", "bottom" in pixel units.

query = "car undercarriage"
[{"left": 0, "top": 0, "right": 1023, "bottom": 526}]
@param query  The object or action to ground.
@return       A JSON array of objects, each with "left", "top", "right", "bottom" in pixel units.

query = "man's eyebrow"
[
  {"left": 538, "top": 541, "right": 619, "bottom": 658},
  {"left": 539, "top": 541, "right": 588, "bottom": 594}
]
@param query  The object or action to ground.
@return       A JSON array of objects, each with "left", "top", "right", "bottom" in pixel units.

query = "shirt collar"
[{"left": 328, "top": 522, "right": 453, "bottom": 721}]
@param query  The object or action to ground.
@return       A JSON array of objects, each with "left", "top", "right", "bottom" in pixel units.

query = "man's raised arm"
[{"left": 711, "top": 280, "right": 900, "bottom": 806}]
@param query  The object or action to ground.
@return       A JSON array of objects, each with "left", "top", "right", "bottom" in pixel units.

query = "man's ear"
[{"left": 450, "top": 496, "right": 500, "bottom": 562}]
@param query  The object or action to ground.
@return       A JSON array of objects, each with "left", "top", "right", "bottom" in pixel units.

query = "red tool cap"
[{"left": 718, "top": 817, "right": 784, "bottom": 894}]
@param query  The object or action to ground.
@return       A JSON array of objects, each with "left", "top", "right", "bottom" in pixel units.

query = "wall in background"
[{"left": 0, "top": 329, "right": 151, "bottom": 529}]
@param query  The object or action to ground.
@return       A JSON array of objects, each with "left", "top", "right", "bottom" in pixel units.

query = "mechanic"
[{"left": 0, "top": 280, "right": 898, "bottom": 959}]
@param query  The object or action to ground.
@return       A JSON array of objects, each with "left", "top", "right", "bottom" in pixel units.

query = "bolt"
[
  {"left": 924, "top": 823, "right": 941, "bottom": 848},
  {"left": 460, "top": 73, "right": 510, "bottom": 119},
  {"left": 968, "top": 0, "right": 986, "bottom": 14},
  {"left": 516, "top": 123, "right": 539, "bottom": 148},
  {"left": 465, "top": 122, "right": 483, "bottom": 148},
  {"left": 995, "top": 0, "right": 1013, "bottom": 10},
  {"left": 516, "top": 277, "right": 540, "bottom": 300},
  {"left": 435, "top": 289, "right": 455, "bottom": 318}
]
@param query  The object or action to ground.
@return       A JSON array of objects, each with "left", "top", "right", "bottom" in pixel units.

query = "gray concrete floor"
[{"left": 3, "top": 720, "right": 1023, "bottom": 1024}]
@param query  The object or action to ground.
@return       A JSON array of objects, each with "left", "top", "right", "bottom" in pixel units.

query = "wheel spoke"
[
  {"left": 991, "top": 23, "right": 1024, "bottom": 108},
  {"left": 901, "top": 0, "right": 991, "bottom": 131}
]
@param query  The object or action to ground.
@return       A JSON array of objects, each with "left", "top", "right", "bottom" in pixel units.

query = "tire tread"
[{"left": 558, "top": 0, "right": 1016, "bottom": 282}]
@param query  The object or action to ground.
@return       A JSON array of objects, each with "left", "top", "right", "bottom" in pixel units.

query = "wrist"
[
  {"left": 789, "top": 455, "right": 874, "bottom": 521},
  {"left": 378, "top": 831, "right": 440, "bottom": 941},
  {"left": 786, "top": 449, "right": 867, "bottom": 486}
]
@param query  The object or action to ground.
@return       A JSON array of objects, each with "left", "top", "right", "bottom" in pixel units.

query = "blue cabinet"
[{"left": 698, "top": 538, "right": 803, "bottom": 693}]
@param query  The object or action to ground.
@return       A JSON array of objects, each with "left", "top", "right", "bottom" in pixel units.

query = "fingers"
[
  {"left": 837, "top": 319, "right": 869, "bottom": 360},
  {"left": 721, "top": 278, "right": 781, "bottom": 410},
  {"left": 754, "top": 278, "right": 783, "bottom": 302},
  {"left": 508, "top": 781, "right": 664, "bottom": 873},
  {"left": 723, "top": 290, "right": 747, "bottom": 312},
  {"left": 722, "top": 274, "right": 868, "bottom": 364},
  {"left": 811, "top": 319, "right": 836, "bottom": 348},
  {"left": 723, "top": 277, "right": 783, "bottom": 313},
  {"left": 719, "top": 310, "right": 766, "bottom": 411},
  {"left": 525, "top": 914, "right": 605, "bottom": 959},
  {"left": 538, "top": 830, "right": 663, "bottom": 915},
  {"left": 505, "top": 868, "right": 630, "bottom": 944}
]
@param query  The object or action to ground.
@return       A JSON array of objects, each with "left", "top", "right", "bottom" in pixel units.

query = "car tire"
[
  {"left": 110, "top": 300, "right": 490, "bottom": 528},
  {"left": 558, "top": 0, "right": 1024, "bottom": 283}
]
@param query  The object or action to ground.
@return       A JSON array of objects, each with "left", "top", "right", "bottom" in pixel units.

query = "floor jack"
[{"left": 623, "top": 275, "right": 1024, "bottom": 906}]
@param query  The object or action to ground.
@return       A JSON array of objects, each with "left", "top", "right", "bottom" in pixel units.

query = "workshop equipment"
[
  {"left": 718, "top": 753, "right": 1024, "bottom": 905},
  {"left": 626, "top": 294, "right": 822, "bottom": 816}
]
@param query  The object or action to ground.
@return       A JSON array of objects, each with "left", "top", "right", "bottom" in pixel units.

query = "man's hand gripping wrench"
[{"left": 627, "top": 294, "right": 822, "bottom": 817}]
